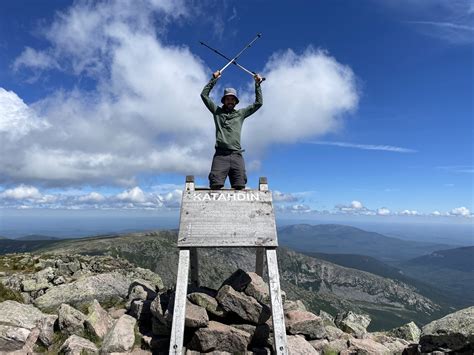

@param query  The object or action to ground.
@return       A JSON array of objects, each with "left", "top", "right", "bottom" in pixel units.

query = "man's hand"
[
  {"left": 254, "top": 73, "right": 263, "bottom": 84},
  {"left": 213, "top": 70, "right": 221, "bottom": 79}
]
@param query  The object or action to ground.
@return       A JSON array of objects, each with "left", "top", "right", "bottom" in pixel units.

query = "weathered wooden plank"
[
  {"left": 190, "top": 248, "right": 199, "bottom": 287},
  {"left": 169, "top": 249, "right": 190, "bottom": 354},
  {"left": 178, "top": 190, "right": 278, "bottom": 247},
  {"left": 255, "top": 247, "right": 264, "bottom": 276},
  {"left": 266, "top": 248, "right": 288, "bottom": 355}
]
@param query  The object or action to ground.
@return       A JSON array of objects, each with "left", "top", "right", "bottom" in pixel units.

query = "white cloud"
[
  {"left": 377, "top": 207, "right": 391, "bottom": 216},
  {"left": 400, "top": 209, "right": 420, "bottom": 216},
  {"left": 243, "top": 48, "right": 358, "bottom": 150},
  {"left": 431, "top": 210, "right": 442, "bottom": 216},
  {"left": 336, "top": 200, "right": 369, "bottom": 213},
  {"left": 78, "top": 192, "right": 106, "bottom": 203},
  {"left": 307, "top": 141, "right": 417, "bottom": 153},
  {"left": 450, "top": 206, "right": 471, "bottom": 217},
  {"left": 116, "top": 187, "right": 147, "bottom": 203},
  {"left": 0, "top": 185, "right": 42, "bottom": 200},
  {"left": 6, "top": 2, "right": 359, "bottom": 188},
  {"left": 0, "top": 88, "right": 50, "bottom": 140}
]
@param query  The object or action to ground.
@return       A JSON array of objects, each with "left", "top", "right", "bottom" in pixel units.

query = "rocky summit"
[{"left": 0, "top": 252, "right": 472, "bottom": 354}]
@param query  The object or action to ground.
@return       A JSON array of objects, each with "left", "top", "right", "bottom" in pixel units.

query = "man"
[{"left": 201, "top": 70, "right": 263, "bottom": 190}]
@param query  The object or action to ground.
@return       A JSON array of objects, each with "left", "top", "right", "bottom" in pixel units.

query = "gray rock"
[
  {"left": 84, "top": 299, "right": 114, "bottom": 339},
  {"left": 150, "top": 293, "right": 169, "bottom": 325},
  {"left": 38, "top": 314, "right": 58, "bottom": 347},
  {"left": 188, "top": 292, "right": 226, "bottom": 317},
  {"left": 101, "top": 314, "right": 137, "bottom": 353},
  {"left": 126, "top": 285, "right": 148, "bottom": 309},
  {"left": 216, "top": 285, "right": 271, "bottom": 324},
  {"left": 34, "top": 272, "right": 130, "bottom": 311},
  {"left": 420, "top": 306, "right": 474, "bottom": 353},
  {"left": 324, "top": 338, "right": 350, "bottom": 353},
  {"left": 231, "top": 323, "right": 271, "bottom": 348},
  {"left": 53, "top": 275, "right": 66, "bottom": 285},
  {"left": 309, "top": 339, "right": 329, "bottom": 352},
  {"left": 370, "top": 333, "right": 410, "bottom": 354},
  {"left": 283, "top": 300, "right": 307, "bottom": 313},
  {"left": 21, "top": 278, "right": 50, "bottom": 292},
  {"left": 319, "top": 310, "right": 336, "bottom": 326},
  {"left": 335, "top": 310, "right": 371, "bottom": 337},
  {"left": 188, "top": 320, "right": 251, "bottom": 352},
  {"left": 129, "top": 299, "right": 153, "bottom": 324},
  {"left": 108, "top": 307, "right": 127, "bottom": 319},
  {"left": 324, "top": 325, "right": 347, "bottom": 341},
  {"left": 287, "top": 335, "right": 319, "bottom": 354},
  {"left": 285, "top": 310, "right": 327, "bottom": 340},
  {"left": 387, "top": 321, "right": 421, "bottom": 343},
  {"left": 222, "top": 269, "right": 252, "bottom": 291},
  {"left": 348, "top": 337, "right": 392, "bottom": 354},
  {"left": 0, "top": 300, "right": 55, "bottom": 350},
  {"left": 59, "top": 334, "right": 99, "bottom": 354},
  {"left": 58, "top": 303, "right": 86, "bottom": 335},
  {"left": 0, "top": 325, "right": 31, "bottom": 352},
  {"left": 131, "top": 267, "right": 164, "bottom": 291},
  {"left": 243, "top": 272, "right": 270, "bottom": 305},
  {"left": 185, "top": 301, "right": 209, "bottom": 328}
]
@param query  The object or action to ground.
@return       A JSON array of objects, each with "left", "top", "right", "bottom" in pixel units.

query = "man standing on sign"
[{"left": 201, "top": 70, "right": 263, "bottom": 190}]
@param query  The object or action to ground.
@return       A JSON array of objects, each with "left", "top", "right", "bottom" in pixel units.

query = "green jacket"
[{"left": 200, "top": 77, "right": 263, "bottom": 151}]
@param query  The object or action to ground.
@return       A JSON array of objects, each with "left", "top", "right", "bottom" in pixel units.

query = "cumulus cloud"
[
  {"left": 5, "top": 1, "right": 359, "bottom": 188},
  {"left": 336, "top": 200, "right": 369, "bottom": 213},
  {"left": 0, "top": 185, "right": 42, "bottom": 200},
  {"left": 0, "top": 184, "right": 182, "bottom": 210},
  {"left": 0, "top": 88, "right": 50, "bottom": 140},
  {"left": 400, "top": 209, "right": 420, "bottom": 216},
  {"left": 450, "top": 206, "right": 471, "bottom": 217},
  {"left": 273, "top": 191, "right": 299, "bottom": 202},
  {"left": 377, "top": 207, "right": 391, "bottom": 216}
]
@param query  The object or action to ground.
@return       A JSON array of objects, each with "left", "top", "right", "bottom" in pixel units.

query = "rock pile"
[{"left": 0, "top": 253, "right": 473, "bottom": 354}]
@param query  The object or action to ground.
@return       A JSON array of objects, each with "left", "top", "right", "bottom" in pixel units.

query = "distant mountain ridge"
[
  {"left": 406, "top": 246, "right": 474, "bottom": 272},
  {"left": 278, "top": 224, "right": 454, "bottom": 262}
]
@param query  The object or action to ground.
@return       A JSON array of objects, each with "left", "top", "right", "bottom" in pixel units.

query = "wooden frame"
[{"left": 169, "top": 176, "right": 288, "bottom": 354}]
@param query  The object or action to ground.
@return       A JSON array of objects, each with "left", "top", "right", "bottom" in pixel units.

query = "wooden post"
[
  {"left": 267, "top": 248, "right": 288, "bottom": 355},
  {"left": 169, "top": 249, "right": 190, "bottom": 355}
]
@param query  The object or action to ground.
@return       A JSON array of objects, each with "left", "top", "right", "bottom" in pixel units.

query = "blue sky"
[{"left": 0, "top": 0, "right": 473, "bottom": 225}]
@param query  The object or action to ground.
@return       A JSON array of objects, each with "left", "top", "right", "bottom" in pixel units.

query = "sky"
[{"left": 0, "top": 0, "right": 473, "bottom": 232}]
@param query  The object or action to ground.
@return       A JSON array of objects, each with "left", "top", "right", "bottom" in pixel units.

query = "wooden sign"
[{"left": 177, "top": 189, "right": 278, "bottom": 247}]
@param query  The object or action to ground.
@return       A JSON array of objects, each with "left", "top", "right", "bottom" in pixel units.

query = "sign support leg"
[{"left": 169, "top": 249, "right": 190, "bottom": 354}]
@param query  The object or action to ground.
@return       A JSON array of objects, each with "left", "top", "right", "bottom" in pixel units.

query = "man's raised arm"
[
  {"left": 241, "top": 74, "right": 263, "bottom": 118},
  {"left": 200, "top": 71, "right": 221, "bottom": 114}
]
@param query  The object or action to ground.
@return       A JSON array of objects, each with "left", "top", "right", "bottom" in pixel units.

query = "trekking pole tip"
[{"left": 257, "top": 33, "right": 262, "bottom": 37}]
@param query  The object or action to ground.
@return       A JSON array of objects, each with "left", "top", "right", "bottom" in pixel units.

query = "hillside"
[
  {"left": 0, "top": 239, "right": 63, "bottom": 254},
  {"left": 34, "top": 230, "right": 452, "bottom": 330},
  {"left": 15, "top": 235, "right": 62, "bottom": 241},
  {"left": 399, "top": 246, "right": 474, "bottom": 304},
  {"left": 278, "top": 224, "right": 453, "bottom": 262}
]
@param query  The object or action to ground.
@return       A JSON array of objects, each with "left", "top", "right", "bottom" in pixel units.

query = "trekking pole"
[
  {"left": 218, "top": 33, "right": 262, "bottom": 75},
  {"left": 200, "top": 41, "right": 266, "bottom": 81}
]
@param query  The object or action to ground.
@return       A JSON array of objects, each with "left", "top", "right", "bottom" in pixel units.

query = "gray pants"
[{"left": 209, "top": 149, "right": 247, "bottom": 189}]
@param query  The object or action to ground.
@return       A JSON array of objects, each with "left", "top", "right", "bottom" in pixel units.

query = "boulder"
[
  {"left": 324, "top": 325, "right": 347, "bottom": 341},
  {"left": 126, "top": 279, "right": 157, "bottom": 309},
  {"left": 129, "top": 299, "right": 153, "bottom": 325},
  {"left": 0, "top": 300, "right": 56, "bottom": 350},
  {"left": 150, "top": 292, "right": 170, "bottom": 325},
  {"left": 222, "top": 269, "right": 252, "bottom": 291},
  {"left": 101, "top": 314, "right": 137, "bottom": 353},
  {"left": 387, "top": 321, "right": 421, "bottom": 343},
  {"left": 283, "top": 300, "right": 307, "bottom": 313},
  {"left": 370, "top": 333, "right": 410, "bottom": 354},
  {"left": 34, "top": 272, "right": 130, "bottom": 311},
  {"left": 59, "top": 334, "right": 99, "bottom": 354},
  {"left": 188, "top": 321, "right": 251, "bottom": 352},
  {"left": 38, "top": 314, "right": 58, "bottom": 347},
  {"left": 84, "top": 299, "right": 114, "bottom": 339},
  {"left": 231, "top": 323, "right": 271, "bottom": 348},
  {"left": 216, "top": 285, "right": 271, "bottom": 324},
  {"left": 131, "top": 267, "right": 164, "bottom": 291},
  {"left": 58, "top": 303, "right": 86, "bottom": 335},
  {"left": 348, "top": 337, "right": 392, "bottom": 354},
  {"left": 188, "top": 292, "right": 226, "bottom": 317},
  {"left": 285, "top": 310, "right": 326, "bottom": 340},
  {"left": 243, "top": 272, "right": 270, "bottom": 305},
  {"left": 287, "top": 335, "right": 319, "bottom": 354},
  {"left": 420, "top": 306, "right": 474, "bottom": 353},
  {"left": 335, "top": 310, "right": 371, "bottom": 337},
  {"left": 309, "top": 339, "right": 329, "bottom": 353},
  {"left": 323, "top": 338, "right": 350, "bottom": 354},
  {"left": 185, "top": 301, "right": 209, "bottom": 328}
]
